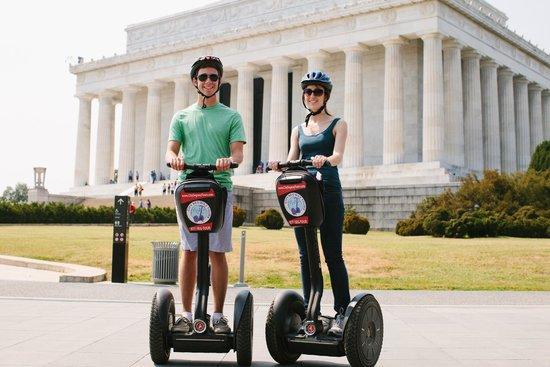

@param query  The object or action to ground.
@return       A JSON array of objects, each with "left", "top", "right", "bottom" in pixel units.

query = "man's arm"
[{"left": 165, "top": 140, "right": 184, "bottom": 170}]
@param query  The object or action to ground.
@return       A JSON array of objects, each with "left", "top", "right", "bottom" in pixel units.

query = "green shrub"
[
  {"left": 255, "top": 209, "right": 284, "bottom": 230},
  {"left": 395, "top": 169, "right": 550, "bottom": 238},
  {"left": 233, "top": 206, "right": 247, "bottom": 227},
  {"left": 529, "top": 140, "right": 550, "bottom": 172},
  {"left": 344, "top": 214, "right": 370, "bottom": 235}
]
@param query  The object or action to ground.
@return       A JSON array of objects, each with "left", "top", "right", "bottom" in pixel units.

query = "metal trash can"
[{"left": 151, "top": 241, "right": 180, "bottom": 284}]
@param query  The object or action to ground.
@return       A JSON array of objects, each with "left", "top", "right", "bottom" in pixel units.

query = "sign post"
[{"left": 112, "top": 195, "right": 129, "bottom": 283}]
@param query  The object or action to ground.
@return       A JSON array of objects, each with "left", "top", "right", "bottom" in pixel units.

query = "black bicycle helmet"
[
  {"left": 190, "top": 56, "right": 224, "bottom": 80},
  {"left": 190, "top": 56, "right": 224, "bottom": 108},
  {"left": 301, "top": 71, "right": 333, "bottom": 125},
  {"left": 301, "top": 71, "right": 333, "bottom": 94}
]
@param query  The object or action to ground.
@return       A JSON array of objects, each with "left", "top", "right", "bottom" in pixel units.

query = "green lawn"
[{"left": 0, "top": 225, "right": 548, "bottom": 290}]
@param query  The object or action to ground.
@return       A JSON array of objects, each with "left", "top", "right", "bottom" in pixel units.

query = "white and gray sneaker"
[
  {"left": 328, "top": 314, "right": 345, "bottom": 337},
  {"left": 173, "top": 315, "right": 192, "bottom": 333},
  {"left": 212, "top": 315, "right": 231, "bottom": 334}
]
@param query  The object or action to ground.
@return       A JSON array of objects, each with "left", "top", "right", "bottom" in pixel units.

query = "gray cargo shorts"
[{"left": 176, "top": 191, "right": 234, "bottom": 253}]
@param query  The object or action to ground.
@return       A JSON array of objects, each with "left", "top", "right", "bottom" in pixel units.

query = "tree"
[
  {"left": 529, "top": 140, "right": 550, "bottom": 172},
  {"left": 1, "top": 183, "right": 28, "bottom": 203}
]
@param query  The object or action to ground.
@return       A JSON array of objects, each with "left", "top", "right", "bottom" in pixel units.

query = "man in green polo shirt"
[{"left": 166, "top": 56, "right": 246, "bottom": 334}]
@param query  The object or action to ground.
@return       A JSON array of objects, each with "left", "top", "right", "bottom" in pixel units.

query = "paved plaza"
[{"left": 0, "top": 275, "right": 549, "bottom": 367}]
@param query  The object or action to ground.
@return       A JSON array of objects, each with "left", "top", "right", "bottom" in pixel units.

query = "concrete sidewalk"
[{"left": 1, "top": 279, "right": 549, "bottom": 367}]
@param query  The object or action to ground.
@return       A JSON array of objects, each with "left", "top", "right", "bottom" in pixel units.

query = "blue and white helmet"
[{"left": 300, "top": 71, "right": 333, "bottom": 94}]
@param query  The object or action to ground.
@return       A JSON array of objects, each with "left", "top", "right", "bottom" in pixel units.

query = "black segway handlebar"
[
  {"left": 266, "top": 159, "right": 331, "bottom": 172},
  {"left": 166, "top": 162, "right": 238, "bottom": 170}
]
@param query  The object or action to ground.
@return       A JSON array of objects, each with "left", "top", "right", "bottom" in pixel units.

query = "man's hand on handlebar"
[
  {"left": 216, "top": 157, "right": 233, "bottom": 171},
  {"left": 168, "top": 156, "right": 185, "bottom": 171},
  {"left": 267, "top": 161, "right": 281, "bottom": 172}
]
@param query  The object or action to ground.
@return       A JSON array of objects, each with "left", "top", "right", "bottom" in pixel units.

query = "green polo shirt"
[{"left": 169, "top": 102, "right": 246, "bottom": 190}]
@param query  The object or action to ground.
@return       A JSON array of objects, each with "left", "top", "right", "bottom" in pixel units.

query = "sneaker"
[
  {"left": 328, "top": 314, "right": 345, "bottom": 337},
  {"left": 173, "top": 315, "right": 192, "bottom": 333},
  {"left": 212, "top": 315, "right": 231, "bottom": 334}
]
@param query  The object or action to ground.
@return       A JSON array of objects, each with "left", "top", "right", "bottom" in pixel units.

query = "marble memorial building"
[{"left": 70, "top": 0, "right": 550, "bottom": 190}]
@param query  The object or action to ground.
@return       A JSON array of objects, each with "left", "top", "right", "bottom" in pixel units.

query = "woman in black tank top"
[{"left": 268, "top": 71, "right": 351, "bottom": 336}]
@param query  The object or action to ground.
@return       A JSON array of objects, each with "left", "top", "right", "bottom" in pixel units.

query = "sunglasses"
[
  {"left": 197, "top": 73, "right": 219, "bottom": 82},
  {"left": 303, "top": 88, "right": 325, "bottom": 96}
]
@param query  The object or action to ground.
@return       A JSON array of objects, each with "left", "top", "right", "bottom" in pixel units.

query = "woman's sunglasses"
[
  {"left": 197, "top": 73, "right": 219, "bottom": 82},
  {"left": 303, "top": 88, "right": 325, "bottom": 96}
]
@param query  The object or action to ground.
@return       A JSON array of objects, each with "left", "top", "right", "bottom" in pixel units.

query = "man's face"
[{"left": 193, "top": 66, "right": 220, "bottom": 96}]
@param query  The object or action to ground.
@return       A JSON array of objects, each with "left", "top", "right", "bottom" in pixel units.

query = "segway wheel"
[
  {"left": 344, "top": 294, "right": 384, "bottom": 367},
  {"left": 265, "top": 291, "right": 305, "bottom": 364},
  {"left": 149, "top": 290, "right": 175, "bottom": 364},
  {"left": 235, "top": 295, "right": 254, "bottom": 366}
]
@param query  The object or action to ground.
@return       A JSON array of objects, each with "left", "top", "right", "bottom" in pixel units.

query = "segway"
[
  {"left": 149, "top": 163, "right": 253, "bottom": 366},
  {"left": 265, "top": 159, "right": 383, "bottom": 367}
]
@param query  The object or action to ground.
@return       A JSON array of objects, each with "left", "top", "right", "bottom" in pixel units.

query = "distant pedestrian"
[
  {"left": 162, "top": 183, "right": 167, "bottom": 195},
  {"left": 133, "top": 184, "right": 138, "bottom": 197},
  {"left": 138, "top": 199, "right": 143, "bottom": 208},
  {"left": 146, "top": 199, "right": 152, "bottom": 209},
  {"left": 136, "top": 171, "right": 140, "bottom": 181},
  {"left": 128, "top": 170, "right": 133, "bottom": 182}
]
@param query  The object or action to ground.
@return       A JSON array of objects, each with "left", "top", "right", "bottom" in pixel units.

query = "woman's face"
[{"left": 303, "top": 84, "right": 326, "bottom": 111}]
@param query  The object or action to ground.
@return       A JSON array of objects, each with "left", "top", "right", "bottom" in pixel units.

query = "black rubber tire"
[
  {"left": 265, "top": 291, "right": 305, "bottom": 365},
  {"left": 344, "top": 294, "right": 384, "bottom": 367},
  {"left": 236, "top": 296, "right": 254, "bottom": 366},
  {"left": 149, "top": 291, "right": 175, "bottom": 364}
]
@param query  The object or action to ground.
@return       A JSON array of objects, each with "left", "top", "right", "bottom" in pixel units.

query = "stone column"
[
  {"left": 260, "top": 72, "right": 272, "bottom": 162},
  {"left": 306, "top": 51, "right": 329, "bottom": 72},
  {"left": 94, "top": 91, "right": 116, "bottom": 185},
  {"left": 343, "top": 45, "right": 364, "bottom": 167},
  {"left": 498, "top": 67, "right": 516, "bottom": 173},
  {"left": 73, "top": 93, "right": 94, "bottom": 186},
  {"left": 528, "top": 84, "right": 543, "bottom": 154},
  {"left": 236, "top": 63, "right": 257, "bottom": 175},
  {"left": 142, "top": 81, "right": 164, "bottom": 180},
  {"left": 514, "top": 76, "right": 530, "bottom": 171},
  {"left": 543, "top": 90, "right": 550, "bottom": 141},
  {"left": 480, "top": 58, "right": 501, "bottom": 171},
  {"left": 443, "top": 39, "right": 464, "bottom": 167},
  {"left": 462, "top": 49, "right": 483, "bottom": 171},
  {"left": 118, "top": 86, "right": 140, "bottom": 183},
  {"left": 421, "top": 33, "right": 444, "bottom": 162},
  {"left": 268, "top": 57, "right": 291, "bottom": 161},
  {"left": 382, "top": 38, "right": 405, "bottom": 164},
  {"left": 173, "top": 77, "right": 190, "bottom": 113}
]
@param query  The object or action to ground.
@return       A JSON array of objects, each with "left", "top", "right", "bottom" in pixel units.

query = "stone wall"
[{"left": 233, "top": 182, "right": 460, "bottom": 230}]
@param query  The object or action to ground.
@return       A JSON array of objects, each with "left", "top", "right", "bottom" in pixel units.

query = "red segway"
[
  {"left": 265, "top": 159, "right": 383, "bottom": 367},
  {"left": 149, "top": 163, "right": 253, "bottom": 366}
]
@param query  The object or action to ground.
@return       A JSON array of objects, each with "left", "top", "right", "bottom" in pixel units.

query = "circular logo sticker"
[
  {"left": 186, "top": 200, "right": 212, "bottom": 224},
  {"left": 284, "top": 193, "right": 306, "bottom": 217}
]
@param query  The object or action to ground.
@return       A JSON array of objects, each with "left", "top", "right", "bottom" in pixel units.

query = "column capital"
[
  {"left": 341, "top": 43, "right": 367, "bottom": 54},
  {"left": 270, "top": 56, "right": 293, "bottom": 67},
  {"left": 542, "top": 89, "right": 550, "bottom": 97},
  {"left": 528, "top": 83, "right": 542, "bottom": 92},
  {"left": 172, "top": 76, "right": 190, "bottom": 84},
  {"left": 480, "top": 58, "right": 499, "bottom": 69},
  {"left": 145, "top": 80, "right": 166, "bottom": 91},
  {"left": 420, "top": 32, "right": 444, "bottom": 41},
  {"left": 98, "top": 90, "right": 118, "bottom": 100},
  {"left": 462, "top": 48, "right": 482, "bottom": 60},
  {"left": 513, "top": 75, "right": 529, "bottom": 85},
  {"left": 381, "top": 36, "right": 407, "bottom": 47},
  {"left": 498, "top": 66, "right": 515, "bottom": 77},
  {"left": 120, "top": 85, "right": 142, "bottom": 94},
  {"left": 442, "top": 38, "right": 463, "bottom": 50},
  {"left": 235, "top": 62, "right": 259, "bottom": 73},
  {"left": 75, "top": 92, "right": 95, "bottom": 101}
]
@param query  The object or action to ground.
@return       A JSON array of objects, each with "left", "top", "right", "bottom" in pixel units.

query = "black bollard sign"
[{"left": 112, "top": 195, "right": 129, "bottom": 283}]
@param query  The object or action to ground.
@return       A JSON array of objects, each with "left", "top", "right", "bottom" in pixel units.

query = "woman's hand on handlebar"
[
  {"left": 267, "top": 161, "right": 281, "bottom": 172},
  {"left": 311, "top": 155, "right": 328, "bottom": 169},
  {"left": 216, "top": 157, "right": 233, "bottom": 171},
  {"left": 168, "top": 156, "right": 185, "bottom": 171}
]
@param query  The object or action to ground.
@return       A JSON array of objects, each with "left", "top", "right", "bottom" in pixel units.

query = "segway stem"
[
  {"left": 305, "top": 226, "right": 323, "bottom": 321},
  {"left": 194, "top": 232, "right": 210, "bottom": 321}
]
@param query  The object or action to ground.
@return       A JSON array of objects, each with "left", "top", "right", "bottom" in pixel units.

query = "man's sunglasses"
[
  {"left": 197, "top": 73, "right": 220, "bottom": 82},
  {"left": 303, "top": 88, "right": 325, "bottom": 96}
]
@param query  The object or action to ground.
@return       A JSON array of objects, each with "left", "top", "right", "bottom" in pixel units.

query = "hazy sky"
[{"left": 0, "top": 0, "right": 548, "bottom": 194}]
